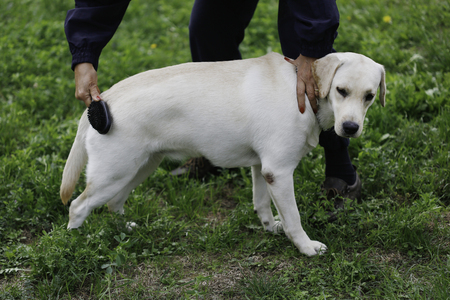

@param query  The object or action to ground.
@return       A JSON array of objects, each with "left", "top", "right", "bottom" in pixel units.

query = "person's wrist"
[{"left": 74, "top": 62, "right": 95, "bottom": 73}]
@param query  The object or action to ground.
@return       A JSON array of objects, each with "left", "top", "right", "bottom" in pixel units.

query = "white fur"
[{"left": 60, "top": 52, "right": 385, "bottom": 256}]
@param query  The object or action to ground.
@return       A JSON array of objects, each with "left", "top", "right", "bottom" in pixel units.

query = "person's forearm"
[{"left": 64, "top": 0, "right": 131, "bottom": 71}]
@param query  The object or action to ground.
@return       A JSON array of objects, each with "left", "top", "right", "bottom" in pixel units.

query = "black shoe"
[
  {"left": 170, "top": 157, "right": 219, "bottom": 179},
  {"left": 321, "top": 166, "right": 362, "bottom": 222}
]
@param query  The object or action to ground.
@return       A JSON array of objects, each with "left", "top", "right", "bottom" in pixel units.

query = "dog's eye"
[
  {"left": 336, "top": 87, "right": 348, "bottom": 97},
  {"left": 365, "top": 94, "right": 375, "bottom": 101}
]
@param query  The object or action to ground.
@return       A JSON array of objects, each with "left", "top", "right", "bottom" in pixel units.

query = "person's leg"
[
  {"left": 319, "top": 129, "right": 359, "bottom": 189},
  {"left": 189, "top": 0, "right": 259, "bottom": 62},
  {"left": 277, "top": 0, "right": 338, "bottom": 59},
  {"left": 277, "top": 0, "right": 359, "bottom": 199},
  {"left": 171, "top": 0, "right": 259, "bottom": 178}
]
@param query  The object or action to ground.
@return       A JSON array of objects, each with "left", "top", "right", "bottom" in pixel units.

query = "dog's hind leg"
[
  {"left": 107, "top": 153, "right": 164, "bottom": 214},
  {"left": 67, "top": 148, "right": 156, "bottom": 229},
  {"left": 251, "top": 165, "right": 279, "bottom": 233},
  {"left": 261, "top": 165, "right": 327, "bottom": 256}
]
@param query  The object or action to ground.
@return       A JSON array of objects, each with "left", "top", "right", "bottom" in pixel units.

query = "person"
[{"left": 64, "top": 0, "right": 361, "bottom": 202}]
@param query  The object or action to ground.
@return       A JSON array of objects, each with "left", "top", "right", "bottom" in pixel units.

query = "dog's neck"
[{"left": 316, "top": 97, "right": 334, "bottom": 131}]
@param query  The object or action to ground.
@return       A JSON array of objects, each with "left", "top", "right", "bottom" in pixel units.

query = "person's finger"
[
  {"left": 305, "top": 82, "right": 318, "bottom": 114},
  {"left": 284, "top": 56, "right": 295, "bottom": 64},
  {"left": 90, "top": 85, "right": 101, "bottom": 102},
  {"left": 297, "top": 79, "right": 306, "bottom": 114}
]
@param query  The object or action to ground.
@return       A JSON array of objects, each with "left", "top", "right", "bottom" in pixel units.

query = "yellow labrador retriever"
[{"left": 61, "top": 52, "right": 385, "bottom": 256}]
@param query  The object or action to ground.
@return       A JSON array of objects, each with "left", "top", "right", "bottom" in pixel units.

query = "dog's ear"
[
  {"left": 312, "top": 54, "right": 343, "bottom": 99},
  {"left": 379, "top": 66, "right": 386, "bottom": 107}
]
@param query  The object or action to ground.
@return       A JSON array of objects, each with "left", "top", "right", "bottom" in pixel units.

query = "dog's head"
[{"left": 312, "top": 53, "right": 386, "bottom": 138}]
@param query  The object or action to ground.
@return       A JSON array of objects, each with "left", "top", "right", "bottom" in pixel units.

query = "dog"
[{"left": 60, "top": 52, "right": 385, "bottom": 256}]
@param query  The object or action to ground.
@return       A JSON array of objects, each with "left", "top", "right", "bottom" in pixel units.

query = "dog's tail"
[{"left": 60, "top": 110, "right": 89, "bottom": 205}]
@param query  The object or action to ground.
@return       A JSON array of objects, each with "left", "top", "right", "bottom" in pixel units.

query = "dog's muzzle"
[{"left": 342, "top": 121, "right": 360, "bottom": 136}]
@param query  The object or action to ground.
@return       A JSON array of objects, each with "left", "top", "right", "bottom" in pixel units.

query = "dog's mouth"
[{"left": 340, "top": 132, "right": 359, "bottom": 138}]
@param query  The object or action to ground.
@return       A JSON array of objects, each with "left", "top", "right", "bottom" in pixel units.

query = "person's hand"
[
  {"left": 74, "top": 63, "right": 101, "bottom": 107},
  {"left": 284, "top": 54, "right": 319, "bottom": 114}
]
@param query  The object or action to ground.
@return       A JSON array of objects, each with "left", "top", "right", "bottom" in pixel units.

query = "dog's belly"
[
  {"left": 161, "top": 143, "right": 261, "bottom": 168},
  {"left": 205, "top": 146, "right": 260, "bottom": 168}
]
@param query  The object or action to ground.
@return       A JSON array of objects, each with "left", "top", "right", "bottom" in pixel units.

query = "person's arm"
[
  {"left": 281, "top": 0, "right": 339, "bottom": 113},
  {"left": 64, "top": 0, "right": 130, "bottom": 106}
]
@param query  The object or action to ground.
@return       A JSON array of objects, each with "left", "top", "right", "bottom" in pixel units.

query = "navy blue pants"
[{"left": 189, "top": 0, "right": 356, "bottom": 184}]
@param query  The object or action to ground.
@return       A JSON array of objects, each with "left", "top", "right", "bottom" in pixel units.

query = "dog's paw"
[
  {"left": 300, "top": 240, "right": 327, "bottom": 256},
  {"left": 67, "top": 218, "right": 84, "bottom": 229}
]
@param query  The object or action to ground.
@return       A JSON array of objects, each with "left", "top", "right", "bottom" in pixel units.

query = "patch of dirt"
[
  {"left": 204, "top": 182, "right": 239, "bottom": 225},
  {"left": 371, "top": 250, "right": 404, "bottom": 264},
  {"left": 427, "top": 211, "right": 450, "bottom": 231},
  {"left": 21, "top": 229, "right": 36, "bottom": 245},
  {"left": 427, "top": 211, "right": 450, "bottom": 249},
  {"left": 110, "top": 253, "right": 293, "bottom": 299},
  {"left": 125, "top": 255, "right": 244, "bottom": 299}
]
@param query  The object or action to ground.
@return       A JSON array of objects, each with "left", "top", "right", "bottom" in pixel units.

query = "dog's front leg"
[
  {"left": 262, "top": 169, "right": 327, "bottom": 256},
  {"left": 251, "top": 165, "right": 281, "bottom": 233}
]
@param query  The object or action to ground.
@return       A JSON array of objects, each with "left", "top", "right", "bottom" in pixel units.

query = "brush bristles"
[{"left": 87, "top": 100, "right": 112, "bottom": 134}]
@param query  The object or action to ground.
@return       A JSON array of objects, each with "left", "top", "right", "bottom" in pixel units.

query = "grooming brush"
[{"left": 87, "top": 99, "right": 112, "bottom": 134}]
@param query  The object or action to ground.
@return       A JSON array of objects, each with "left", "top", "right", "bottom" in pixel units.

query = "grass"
[{"left": 1, "top": 0, "right": 449, "bottom": 298}]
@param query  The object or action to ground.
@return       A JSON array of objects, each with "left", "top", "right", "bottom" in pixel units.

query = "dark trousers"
[{"left": 189, "top": 0, "right": 356, "bottom": 184}]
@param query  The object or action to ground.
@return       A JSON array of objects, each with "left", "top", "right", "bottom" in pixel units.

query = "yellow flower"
[
  {"left": 151, "top": 43, "right": 157, "bottom": 49},
  {"left": 383, "top": 16, "right": 392, "bottom": 23}
]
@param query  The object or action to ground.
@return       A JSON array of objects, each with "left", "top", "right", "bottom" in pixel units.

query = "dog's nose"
[{"left": 342, "top": 121, "right": 359, "bottom": 135}]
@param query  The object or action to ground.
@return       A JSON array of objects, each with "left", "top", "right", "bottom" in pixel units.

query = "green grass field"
[{"left": 1, "top": 0, "right": 449, "bottom": 298}]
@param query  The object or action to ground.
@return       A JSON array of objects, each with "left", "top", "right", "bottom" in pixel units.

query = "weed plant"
[{"left": 1, "top": 0, "right": 449, "bottom": 298}]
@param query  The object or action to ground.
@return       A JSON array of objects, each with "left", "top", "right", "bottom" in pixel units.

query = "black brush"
[{"left": 87, "top": 100, "right": 112, "bottom": 134}]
